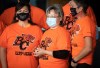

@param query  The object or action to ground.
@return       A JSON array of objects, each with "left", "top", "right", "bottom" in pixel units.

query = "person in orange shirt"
[
  {"left": 0, "top": 3, "right": 43, "bottom": 68},
  {"left": 0, "top": 0, "right": 49, "bottom": 30},
  {"left": 0, "top": 21, "right": 5, "bottom": 68},
  {"left": 0, "top": 20, "right": 6, "bottom": 68},
  {"left": 0, "top": 21, "right": 5, "bottom": 36},
  {"left": 63, "top": 0, "right": 96, "bottom": 31},
  {"left": 69, "top": 0, "right": 96, "bottom": 68},
  {"left": 34, "top": 4, "right": 71, "bottom": 68}
]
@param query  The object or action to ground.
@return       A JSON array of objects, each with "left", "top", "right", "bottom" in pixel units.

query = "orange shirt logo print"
[
  {"left": 40, "top": 37, "right": 52, "bottom": 60},
  {"left": 13, "top": 34, "right": 35, "bottom": 50},
  {"left": 70, "top": 24, "right": 80, "bottom": 37},
  {"left": 71, "top": 24, "right": 80, "bottom": 47},
  {"left": 64, "top": 15, "right": 77, "bottom": 30},
  {"left": 64, "top": 16, "right": 73, "bottom": 30}
]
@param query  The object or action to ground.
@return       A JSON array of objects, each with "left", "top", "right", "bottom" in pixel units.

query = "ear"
[
  {"left": 59, "top": 17, "right": 63, "bottom": 21},
  {"left": 79, "top": 6, "right": 83, "bottom": 12},
  {"left": 16, "top": 14, "right": 18, "bottom": 20},
  {"left": 28, "top": 13, "right": 31, "bottom": 20},
  {"left": 16, "top": 17, "right": 18, "bottom": 20}
]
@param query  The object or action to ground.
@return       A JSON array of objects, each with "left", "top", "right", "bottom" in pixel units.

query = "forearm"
[
  {"left": 73, "top": 47, "right": 92, "bottom": 62},
  {"left": 0, "top": 47, "right": 7, "bottom": 68},
  {"left": 44, "top": 50, "right": 53, "bottom": 57},
  {"left": 45, "top": 50, "right": 70, "bottom": 59},
  {"left": 34, "top": 48, "right": 70, "bottom": 59},
  {"left": 73, "top": 37, "right": 92, "bottom": 62}
]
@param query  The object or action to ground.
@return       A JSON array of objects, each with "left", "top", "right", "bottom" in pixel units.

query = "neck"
[
  {"left": 18, "top": 20, "right": 30, "bottom": 28},
  {"left": 50, "top": 25, "right": 59, "bottom": 29}
]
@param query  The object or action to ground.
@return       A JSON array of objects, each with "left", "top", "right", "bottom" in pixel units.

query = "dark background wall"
[{"left": 88, "top": 0, "right": 100, "bottom": 27}]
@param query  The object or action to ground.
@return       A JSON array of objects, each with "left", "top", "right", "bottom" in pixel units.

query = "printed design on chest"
[{"left": 13, "top": 34, "right": 35, "bottom": 50}]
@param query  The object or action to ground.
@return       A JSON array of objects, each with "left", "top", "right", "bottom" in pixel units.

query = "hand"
[
  {"left": 34, "top": 48, "right": 46, "bottom": 57},
  {"left": 71, "top": 61, "right": 78, "bottom": 68}
]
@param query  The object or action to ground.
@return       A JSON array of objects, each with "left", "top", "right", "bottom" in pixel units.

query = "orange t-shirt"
[
  {"left": 87, "top": 6, "right": 97, "bottom": 25},
  {"left": 0, "top": 20, "right": 6, "bottom": 68},
  {"left": 70, "top": 16, "right": 96, "bottom": 65},
  {"left": 63, "top": 3, "right": 71, "bottom": 17},
  {"left": 0, "top": 21, "right": 6, "bottom": 35},
  {"left": 39, "top": 26, "right": 71, "bottom": 68},
  {"left": 63, "top": 3, "right": 96, "bottom": 30},
  {"left": 0, "top": 5, "right": 49, "bottom": 29},
  {"left": 0, "top": 23, "right": 43, "bottom": 68}
]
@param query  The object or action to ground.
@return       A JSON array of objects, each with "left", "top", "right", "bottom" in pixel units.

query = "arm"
[
  {"left": 34, "top": 48, "right": 70, "bottom": 59},
  {"left": 71, "top": 37, "right": 92, "bottom": 67},
  {"left": 73, "top": 36, "right": 92, "bottom": 62},
  {"left": 0, "top": 47, "right": 7, "bottom": 68}
]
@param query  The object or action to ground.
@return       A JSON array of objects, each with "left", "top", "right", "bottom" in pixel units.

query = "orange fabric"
[
  {"left": 0, "top": 21, "right": 6, "bottom": 68},
  {"left": 0, "top": 23, "right": 43, "bottom": 68},
  {"left": 63, "top": 3, "right": 96, "bottom": 30},
  {"left": 87, "top": 6, "right": 97, "bottom": 25},
  {"left": 0, "top": 21, "right": 6, "bottom": 35},
  {"left": 39, "top": 26, "right": 71, "bottom": 68},
  {"left": 63, "top": 3, "right": 71, "bottom": 17},
  {"left": 0, "top": 7, "right": 15, "bottom": 26},
  {"left": 63, "top": 3, "right": 74, "bottom": 31},
  {"left": 70, "top": 16, "right": 96, "bottom": 65},
  {"left": 0, "top": 5, "right": 49, "bottom": 29}
]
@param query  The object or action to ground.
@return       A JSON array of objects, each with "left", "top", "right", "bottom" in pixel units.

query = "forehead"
[
  {"left": 47, "top": 9, "right": 58, "bottom": 16},
  {"left": 16, "top": 6, "right": 29, "bottom": 13},
  {"left": 18, "top": 6, "right": 28, "bottom": 11},
  {"left": 21, "top": 6, "right": 28, "bottom": 10}
]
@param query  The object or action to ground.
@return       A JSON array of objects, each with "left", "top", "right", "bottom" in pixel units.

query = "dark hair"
[
  {"left": 19, "top": 0, "right": 30, "bottom": 4},
  {"left": 12, "top": 2, "right": 35, "bottom": 25},
  {"left": 74, "top": 0, "right": 89, "bottom": 13},
  {"left": 46, "top": 4, "right": 64, "bottom": 26}
]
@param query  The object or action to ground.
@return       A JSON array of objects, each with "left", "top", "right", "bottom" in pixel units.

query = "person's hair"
[
  {"left": 12, "top": 2, "right": 35, "bottom": 25},
  {"left": 19, "top": 0, "right": 30, "bottom": 4},
  {"left": 46, "top": 4, "right": 64, "bottom": 26},
  {"left": 74, "top": 0, "right": 89, "bottom": 13}
]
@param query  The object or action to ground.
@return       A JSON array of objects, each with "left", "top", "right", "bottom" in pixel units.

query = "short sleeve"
[
  {"left": 82, "top": 18, "right": 92, "bottom": 37},
  {"left": 0, "top": 27, "right": 8, "bottom": 48}
]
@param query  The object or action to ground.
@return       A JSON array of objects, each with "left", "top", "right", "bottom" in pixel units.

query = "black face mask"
[
  {"left": 70, "top": 8, "right": 77, "bottom": 16},
  {"left": 17, "top": 13, "right": 29, "bottom": 21}
]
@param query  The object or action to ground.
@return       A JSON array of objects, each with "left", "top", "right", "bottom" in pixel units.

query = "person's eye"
[
  {"left": 17, "top": 10, "right": 22, "bottom": 13},
  {"left": 24, "top": 10, "right": 29, "bottom": 13}
]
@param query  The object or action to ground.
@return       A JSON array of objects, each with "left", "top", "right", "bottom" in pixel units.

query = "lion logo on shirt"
[
  {"left": 13, "top": 34, "right": 35, "bottom": 50},
  {"left": 40, "top": 37, "right": 52, "bottom": 50},
  {"left": 39, "top": 37, "right": 52, "bottom": 60}
]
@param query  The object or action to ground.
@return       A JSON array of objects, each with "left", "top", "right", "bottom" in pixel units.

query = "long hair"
[{"left": 12, "top": 2, "right": 35, "bottom": 25}]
